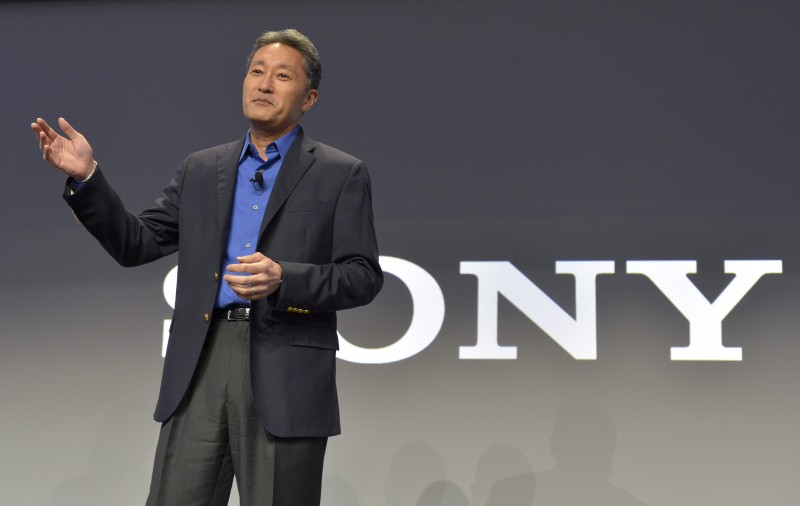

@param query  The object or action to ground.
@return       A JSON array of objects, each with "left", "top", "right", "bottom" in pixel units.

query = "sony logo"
[{"left": 162, "top": 257, "right": 782, "bottom": 364}]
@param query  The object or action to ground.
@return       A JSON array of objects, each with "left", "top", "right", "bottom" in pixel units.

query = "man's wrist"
[
  {"left": 67, "top": 161, "right": 98, "bottom": 196},
  {"left": 75, "top": 160, "right": 98, "bottom": 183},
  {"left": 267, "top": 261, "right": 282, "bottom": 304}
]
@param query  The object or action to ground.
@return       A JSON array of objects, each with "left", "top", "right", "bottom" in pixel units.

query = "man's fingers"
[
  {"left": 230, "top": 282, "right": 258, "bottom": 294},
  {"left": 34, "top": 118, "right": 59, "bottom": 141},
  {"left": 223, "top": 271, "right": 278, "bottom": 301},
  {"left": 31, "top": 126, "right": 46, "bottom": 150},
  {"left": 224, "top": 275, "right": 260, "bottom": 300},
  {"left": 58, "top": 117, "right": 83, "bottom": 140},
  {"left": 223, "top": 255, "right": 278, "bottom": 299},
  {"left": 226, "top": 281, "right": 269, "bottom": 301},
  {"left": 32, "top": 126, "right": 52, "bottom": 161},
  {"left": 32, "top": 118, "right": 59, "bottom": 158},
  {"left": 226, "top": 263, "right": 259, "bottom": 274},
  {"left": 224, "top": 272, "right": 250, "bottom": 283},
  {"left": 31, "top": 117, "right": 82, "bottom": 144},
  {"left": 236, "top": 252, "right": 266, "bottom": 264},
  {"left": 227, "top": 255, "right": 270, "bottom": 274},
  {"left": 224, "top": 273, "right": 256, "bottom": 285}
]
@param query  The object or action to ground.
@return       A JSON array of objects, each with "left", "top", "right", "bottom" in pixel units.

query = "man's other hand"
[
  {"left": 31, "top": 117, "right": 95, "bottom": 180},
  {"left": 224, "top": 252, "right": 283, "bottom": 301}
]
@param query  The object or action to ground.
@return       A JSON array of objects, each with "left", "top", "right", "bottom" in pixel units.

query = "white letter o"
[{"left": 337, "top": 256, "right": 445, "bottom": 364}]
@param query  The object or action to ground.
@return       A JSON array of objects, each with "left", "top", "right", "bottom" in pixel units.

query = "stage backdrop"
[{"left": 2, "top": 1, "right": 799, "bottom": 505}]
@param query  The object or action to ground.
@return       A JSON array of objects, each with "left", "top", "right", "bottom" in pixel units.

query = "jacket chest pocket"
[
  {"left": 267, "top": 201, "right": 330, "bottom": 262},
  {"left": 285, "top": 200, "right": 327, "bottom": 214}
]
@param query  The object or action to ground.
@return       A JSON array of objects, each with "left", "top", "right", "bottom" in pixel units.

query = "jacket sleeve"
[
  {"left": 268, "top": 160, "right": 383, "bottom": 313},
  {"left": 63, "top": 164, "right": 184, "bottom": 267}
]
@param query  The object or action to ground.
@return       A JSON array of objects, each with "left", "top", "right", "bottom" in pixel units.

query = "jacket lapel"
[
  {"left": 259, "top": 129, "right": 316, "bottom": 239},
  {"left": 216, "top": 139, "right": 245, "bottom": 257}
]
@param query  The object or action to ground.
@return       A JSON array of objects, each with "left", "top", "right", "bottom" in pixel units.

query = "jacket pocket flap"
[{"left": 285, "top": 200, "right": 326, "bottom": 213}]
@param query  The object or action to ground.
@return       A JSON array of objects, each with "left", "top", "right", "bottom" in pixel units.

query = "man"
[{"left": 31, "top": 29, "right": 382, "bottom": 506}]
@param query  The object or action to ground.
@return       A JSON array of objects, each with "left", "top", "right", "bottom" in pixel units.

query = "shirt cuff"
[{"left": 68, "top": 161, "right": 98, "bottom": 194}]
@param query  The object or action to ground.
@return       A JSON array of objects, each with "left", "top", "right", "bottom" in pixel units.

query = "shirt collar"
[{"left": 239, "top": 125, "right": 300, "bottom": 163}]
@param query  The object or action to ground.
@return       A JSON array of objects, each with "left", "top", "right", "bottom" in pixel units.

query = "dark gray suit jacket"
[{"left": 65, "top": 128, "right": 383, "bottom": 437}]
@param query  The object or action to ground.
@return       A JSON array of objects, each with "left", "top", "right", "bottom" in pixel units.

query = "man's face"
[{"left": 242, "top": 43, "right": 318, "bottom": 136}]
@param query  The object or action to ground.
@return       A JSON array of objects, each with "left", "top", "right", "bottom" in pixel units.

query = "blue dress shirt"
[{"left": 215, "top": 126, "right": 299, "bottom": 308}]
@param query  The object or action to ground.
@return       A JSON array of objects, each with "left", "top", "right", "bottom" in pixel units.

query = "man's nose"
[{"left": 257, "top": 76, "right": 274, "bottom": 92}]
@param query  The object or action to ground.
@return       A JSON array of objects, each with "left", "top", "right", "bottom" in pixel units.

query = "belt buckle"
[{"left": 226, "top": 306, "right": 250, "bottom": 321}]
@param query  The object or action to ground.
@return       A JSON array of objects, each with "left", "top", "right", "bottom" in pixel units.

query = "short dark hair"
[{"left": 246, "top": 29, "right": 322, "bottom": 90}]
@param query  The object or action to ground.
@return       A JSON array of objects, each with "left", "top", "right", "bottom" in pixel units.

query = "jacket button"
[
  {"left": 214, "top": 272, "right": 219, "bottom": 280},
  {"left": 204, "top": 313, "right": 210, "bottom": 322}
]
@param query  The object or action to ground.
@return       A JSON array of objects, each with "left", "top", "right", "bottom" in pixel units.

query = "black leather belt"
[{"left": 213, "top": 305, "right": 250, "bottom": 321}]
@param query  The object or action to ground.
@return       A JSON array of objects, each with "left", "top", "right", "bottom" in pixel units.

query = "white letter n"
[{"left": 459, "top": 261, "right": 615, "bottom": 360}]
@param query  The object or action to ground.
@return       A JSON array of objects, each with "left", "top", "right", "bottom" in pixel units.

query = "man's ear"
[{"left": 302, "top": 89, "right": 319, "bottom": 113}]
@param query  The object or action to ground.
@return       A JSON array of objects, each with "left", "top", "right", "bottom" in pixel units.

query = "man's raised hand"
[{"left": 31, "top": 117, "right": 95, "bottom": 180}]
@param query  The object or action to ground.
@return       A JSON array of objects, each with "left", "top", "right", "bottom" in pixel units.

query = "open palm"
[{"left": 31, "top": 117, "right": 94, "bottom": 180}]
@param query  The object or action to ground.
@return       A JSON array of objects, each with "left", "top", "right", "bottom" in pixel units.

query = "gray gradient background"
[{"left": 2, "top": 1, "right": 799, "bottom": 504}]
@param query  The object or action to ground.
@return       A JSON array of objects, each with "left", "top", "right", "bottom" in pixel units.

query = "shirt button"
[
  {"left": 252, "top": 205, "right": 259, "bottom": 210},
  {"left": 245, "top": 242, "right": 251, "bottom": 248}
]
